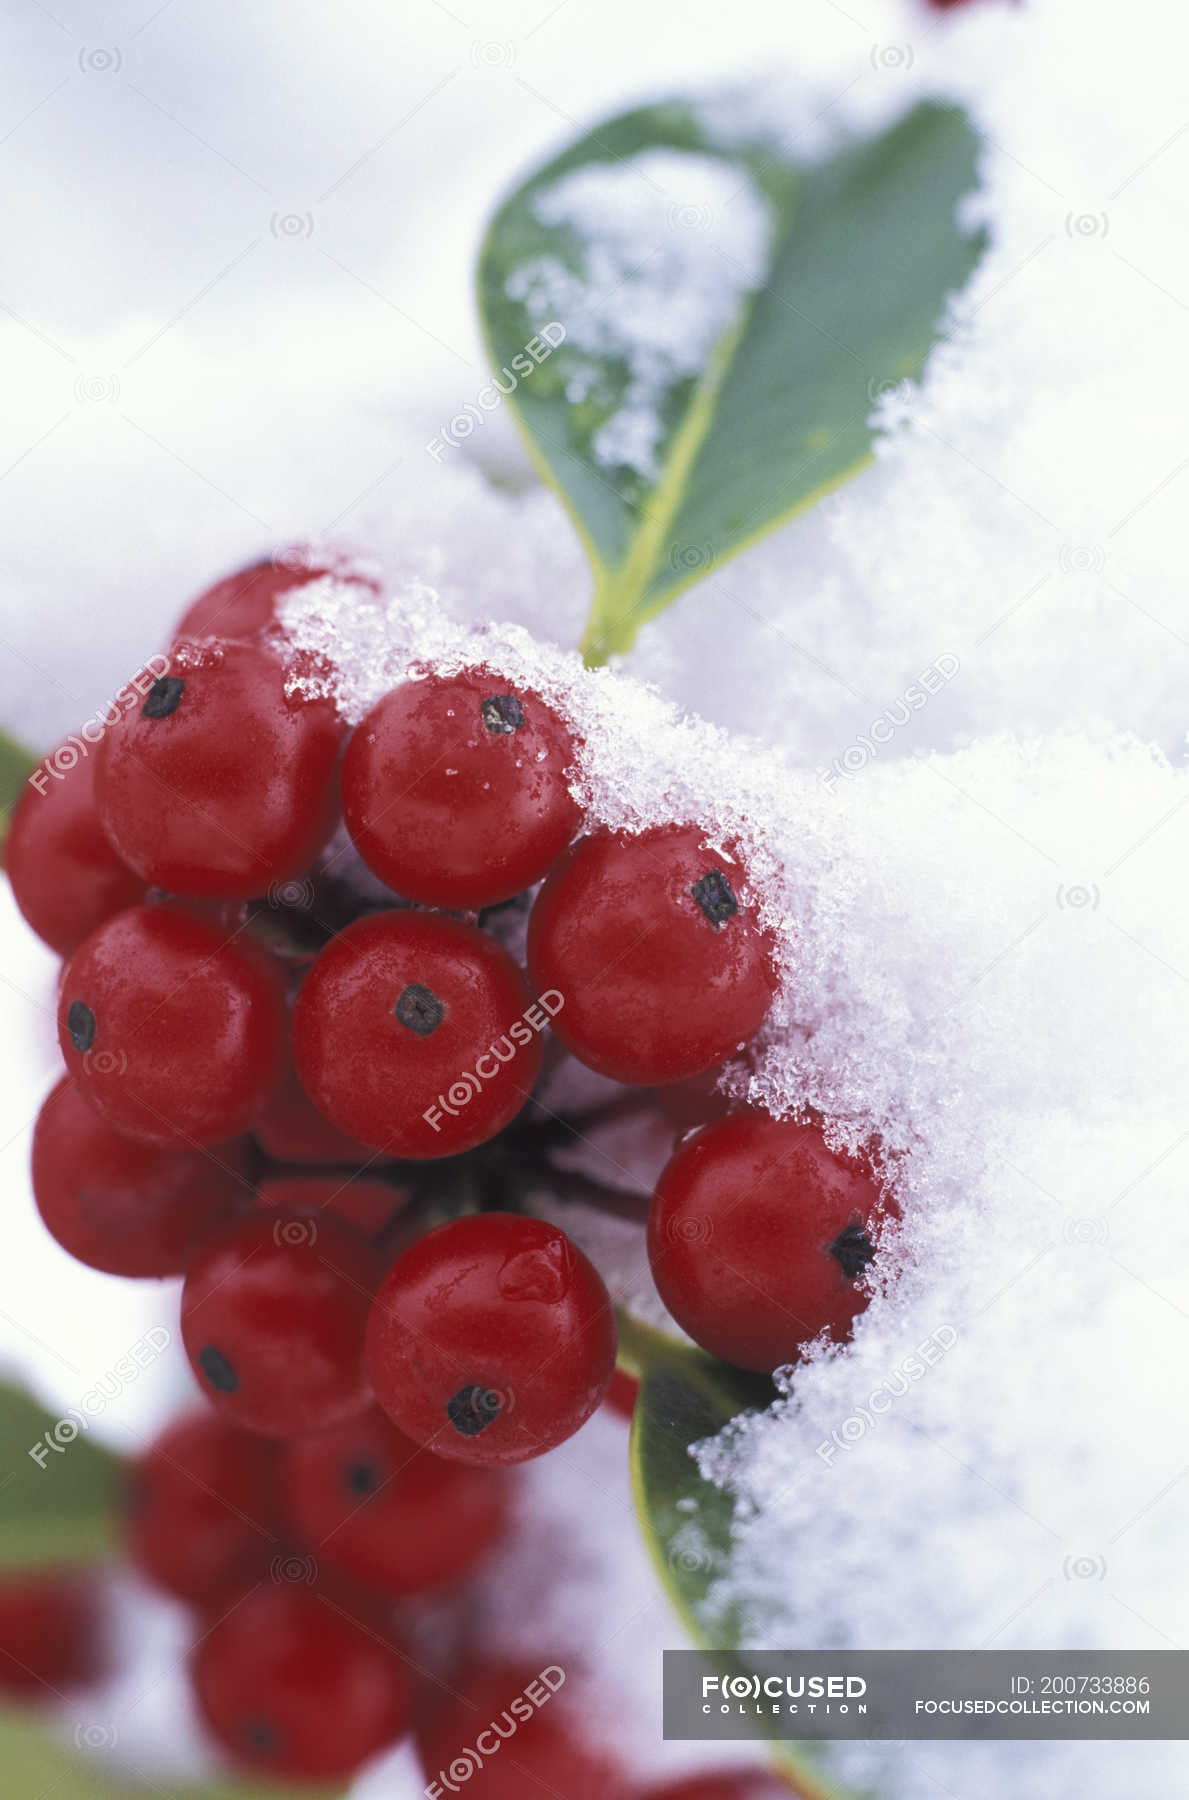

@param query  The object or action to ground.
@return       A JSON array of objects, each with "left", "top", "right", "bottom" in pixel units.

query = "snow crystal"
[{"left": 509, "top": 149, "right": 772, "bottom": 479}]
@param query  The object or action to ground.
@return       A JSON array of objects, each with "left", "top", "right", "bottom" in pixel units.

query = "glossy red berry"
[
  {"left": 417, "top": 1662, "right": 630, "bottom": 1800},
  {"left": 285, "top": 1404, "right": 508, "bottom": 1595},
  {"left": 181, "top": 1209, "right": 379, "bottom": 1435},
  {"left": 124, "top": 1411, "right": 282, "bottom": 1604},
  {"left": 32, "top": 1076, "right": 248, "bottom": 1277},
  {"left": 58, "top": 904, "right": 287, "bottom": 1147},
  {"left": 192, "top": 1583, "right": 409, "bottom": 1781},
  {"left": 647, "top": 1115, "right": 892, "bottom": 1372},
  {"left": 342, "top": 671, "right": 581, "bottom": 908},
  {"left": 252, "top": 1059, "right": 382, "bottom": 1166},
  {"left": 95, "top": 637, "right": 341, "bottom": 900},
  {"left": 257, "top": 1173, "right": 410, "bottom": 1245},
  {"left": 294, "top": 910, "right": 544, "bottom": 1158},
  {"left": 528, "top": 826, "right": 775, "bottom": 1086},
  {"left": 0, "top": 1570, "right": 107, "bottom": 1700},
  {"left": 5, "top": 748, "right": 144, "bottom": 955},
  {"left": 367, "top": 1213, "right": 615, "bottom": 1465},
  {"left": 173, "top": 557, "right": 335, "bottom": 644},
  {"left": 638, "top": 1773, "right": 803, "bottom": 1800}
]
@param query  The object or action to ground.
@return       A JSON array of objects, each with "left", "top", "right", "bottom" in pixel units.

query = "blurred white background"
[{"left": 0, "top": 0, "right": 931, "bottom": 748}]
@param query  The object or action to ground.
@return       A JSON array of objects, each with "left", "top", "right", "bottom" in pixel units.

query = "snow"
[
  {"left": 6, "top": 0, "right": 1189, "bottom": 1796},
  {"left": 512, "top": 149, "right": 772, "bottom": 479}
]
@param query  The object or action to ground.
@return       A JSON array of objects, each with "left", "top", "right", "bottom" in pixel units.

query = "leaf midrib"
[{"left": 579, "top": 185, "right": 801, "bottom": 665}]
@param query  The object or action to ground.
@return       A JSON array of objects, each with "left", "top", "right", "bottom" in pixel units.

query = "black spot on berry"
[
  {"left": 198, "top": 1345, "right": 238, "bottom": 1393},
  {"left": 345, "top": 1458, "right": 378, "bottom": 1496},
  {"left": 446, "top": 1385, "right": 502, "bottom": 1437},
  {"left": 240, "top": 1716, "right": 281, "bottom": 1754},
  {"left": 692, "top": 869, "right": 737, "bottom": 927},
  {"left": 67, "top": 1000, "right": 95, "bottom": 1053},
  {"left": 141, "top": 676, "right": 185, "bottom": 720},
  {"left": 829, "top": 1223, "right": 876, "bottom": 1281},
  {"left": 395, "top": 983, "right": 444, "bottom": 1036},
  {"left": 481, "top": 694, "right": 525, "bottom": 734}
]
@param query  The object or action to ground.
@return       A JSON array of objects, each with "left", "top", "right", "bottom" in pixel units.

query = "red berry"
[
  {"left": 32, "top": 1076, "right": 248, "bottom": 1277},
  {"left": 252, "top": 1058, "right": 382, "bottom": 1166},
  {"left": 124, "top": 1411, "right": 282, "bottom": 1604},
  {"left": 294, "top": 910, "right": 544, "bottom": 1158},
  {"left": 192, "top": 1583, "right": 409, "bottom": 1781},
  {"left": 0, "top": 1569, "right": 107, "bottom": 1700},
  {"left": 95, "top": 638, "right": 341, "bottom": 900},
  {"left": 58, "top": 904, "right": 287, "bottom": 1147},
  {"left": 5, "top": 748, "right": 143, "bottom": 955},
  {"left": 257, "top": 1172, "right": 410, "bottom": 1245},
  {"left": 417, "top": 1662, "right": 630, "bottom": 1800},
  {"left": 604, "top": 1365, "right": 639, "bottom": 1421},
  {"left": 366, "top": 1213, "right": 616, "bottom": 1465},
  {"left": 341, "top": 671, "right": 582, "bottom": 908},
  {"left": 528, "top": 826, "right": 775, "bottom": 1086},
  {"left": 285, "top": 1404, "right": 508, "bottom": 1595},
  {"left": 173, "top": 557, "right": 333, "bottom": 644},
  {"left": 639, "top": 1774, "right": 802, "bottom": 1800},
  {"left": 647, "top": 1115, "right": 892, "bottom": 1372},
  {"left": 181, "top": 1210, "right": 379, "bottom": 1435}
]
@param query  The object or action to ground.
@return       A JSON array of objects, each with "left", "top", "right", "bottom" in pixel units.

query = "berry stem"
[
  {"left": 504, "top": 1088, "right": 659, "bottom": 1149},
  {"left": 517, "top": 1159, "right": 651, "bottom": 1221}
]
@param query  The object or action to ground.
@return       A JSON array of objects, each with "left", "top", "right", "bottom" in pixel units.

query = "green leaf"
[
  {"left": 0, "top": 1383, "right": 122, "bottom": 1571},
  {"left": 624, "top": 1321, "right": 864, "bottom": 1800},
  {"left": 478, "top": 97, "right": 985, "bottom": 665},
  {"left": 0, "top": 1711, "right": 342, "bottom": 1800},
  {"left": 0, "top": 727, "right": 36, "bottom": 848}
]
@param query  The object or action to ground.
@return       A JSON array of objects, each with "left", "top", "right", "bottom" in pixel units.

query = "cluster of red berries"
[
  {"left": 0, "top": 1545, "right": 797, "bottom": 1799},
  {"left": 6, "top": 553, "right": 893, "bottom": 1784}
]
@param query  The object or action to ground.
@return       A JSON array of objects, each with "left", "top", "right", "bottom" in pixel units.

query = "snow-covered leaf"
[
  {"left": 623, "top": 1320, "right": 854, "bottom": 1799},
  {"left": 478, "top": 98, "right": 985, "bottom": 663}
]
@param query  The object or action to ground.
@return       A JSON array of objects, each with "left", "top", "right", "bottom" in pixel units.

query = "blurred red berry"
[
  {"left": 124, "top": 1411, "right": 282, "bottom": 1604},
  {"left": 417, "top": 1662, "right": 630, "bottom": 1800},
  {"left": 5, "top": 748, "right": 143, "bottom": 955},
  {"left": 638, "top": 1773, "right": 804, "bottom": 1800},
  {"left": 285, "top": 1404, "right": 508, "bottom": 1595},
  {"left": 192, "top": 1583, "right": 410, "bottom": 1781},
  {"left": 604, "top": 1365, "right": 640, "bottom": 1422},
  {"left": 0, "top": 1569, "right": 106, "bottom": 1700}
]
